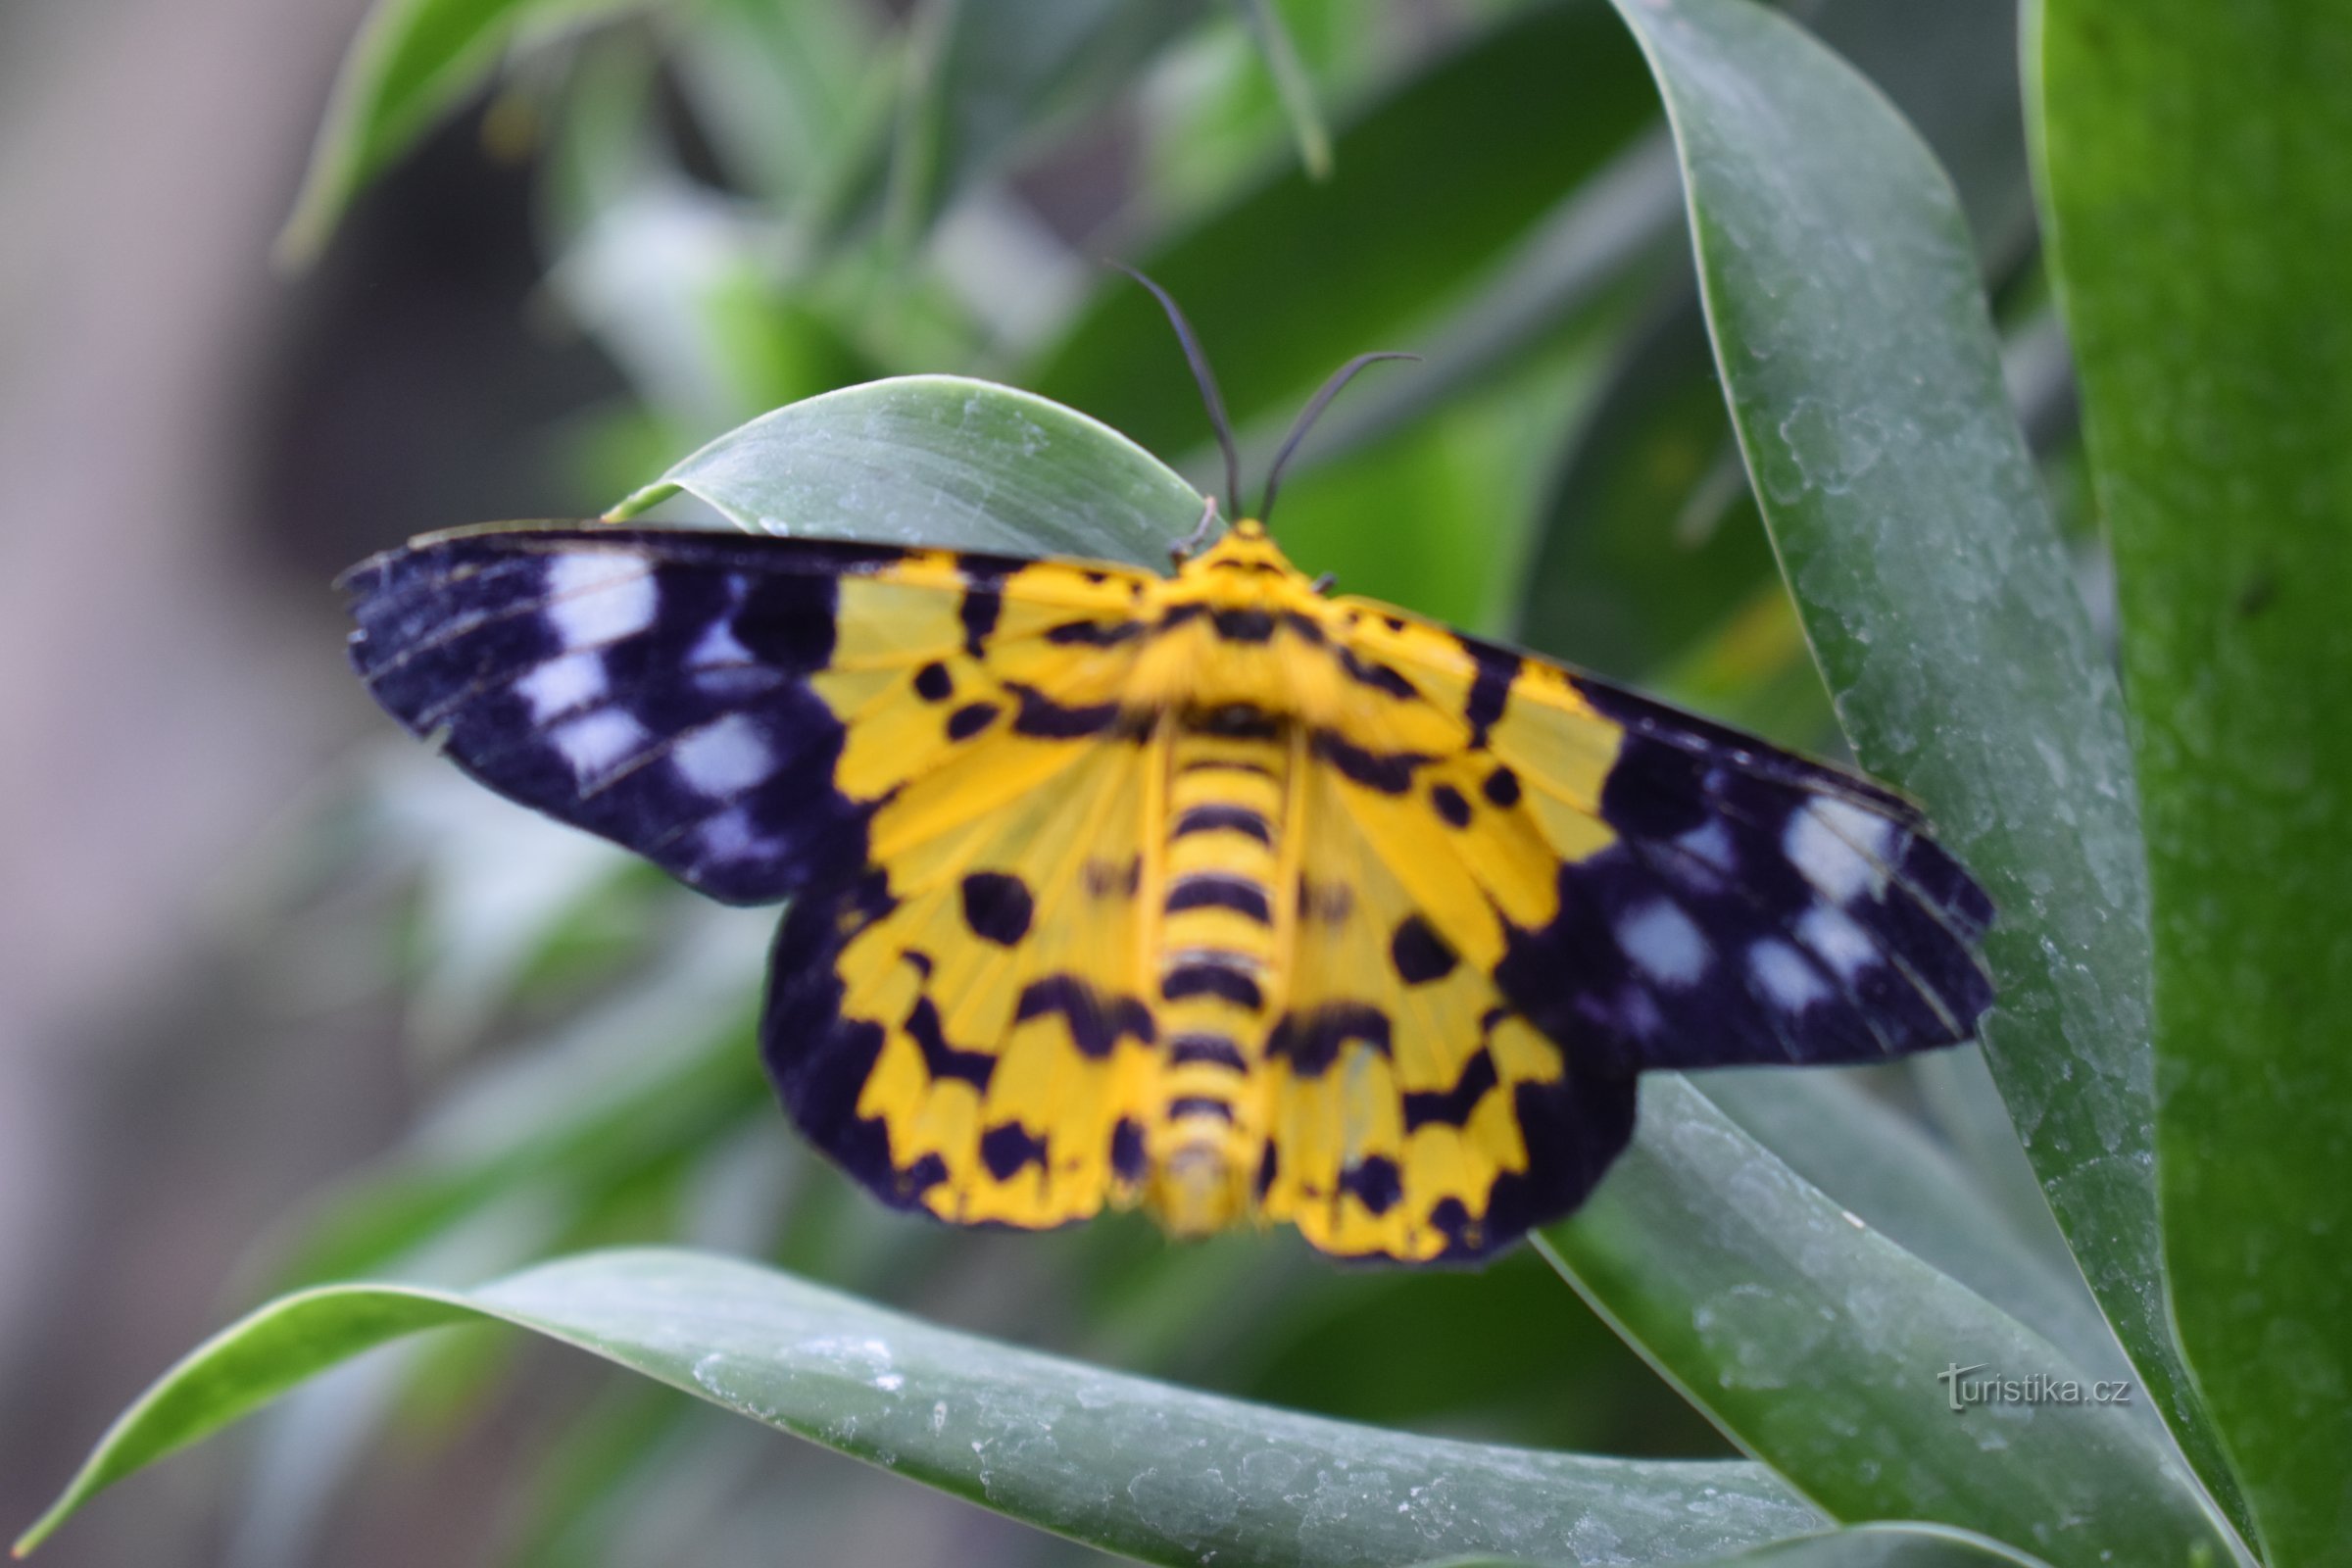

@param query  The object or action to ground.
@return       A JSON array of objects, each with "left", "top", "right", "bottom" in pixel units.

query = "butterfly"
[
  {"left": 341, "top": 503, "right": 1993, "bottom": 1262},
  {"left": 339, "top": 284, "right": 1992, "bottom": 1263}
]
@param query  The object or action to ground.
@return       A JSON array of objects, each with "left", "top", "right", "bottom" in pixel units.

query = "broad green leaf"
[
  {"left": 1542, "top": 1079, "right": 2233, "bottom": 1567},
  {"left": 1028, "top": 0, "right": 1659, "bottom": 463},
  {"left": 1694, "top": 1070, "right": 2132, "bottom": 1398},
  {"left": 1672, "top": 1525, "right": 2053, "bottom": 1568},
  {"left": 612, "top": 375, "right": 1204, "bottom": 566},
  {"left": 280, "top": 0, "right": 651, "bottom": 264},
  {"left": 1520, "top": 0, "right": 2034, "bottom": 682},
  {"left": 1595, "top": 0, "right": 2248, "bottom": 1538},
  {"left": 1417, "top": 1529, "right": 2048, "bottom": 1568},
  {"left": 17, "top": 1250, "right": 1829, "bottom": 1565},
  {"left": 2034, "top": 2, "right": 2352, "bottom": 1561}
]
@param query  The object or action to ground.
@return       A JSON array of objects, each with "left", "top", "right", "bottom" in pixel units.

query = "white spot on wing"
[
  {"left": 672, "top": 713, "right": 773, "bottom": 797},
  {"left": 1783, "top": 799, "right": 1891, "bottom": 905},
  {"left": 1619, "top": 899, "right": 1710, "bottom": 986},
  {"left": 687, "top": 613, "right": 755, "bottom": 669},
  {"left": 697, "top": 805, "right": 764, "bottom": 865},
  {"left": 1799, "top": 902, "right": 1881, "bottom": 981},
  {"left": 1748, "top": 939, "right": 1831, "bottom": 1013},
  {"left": 1678, "top": 818, "right": 1738, "bottom": 871},
  {"left": 545, "top": 552, "right": 657, "bottom": 650},
  {"left": 514, "top": 650, "right": 607, "bottom": 721},
  {"left": 550, "top": 707, "right": 647, "bottom": 780}
]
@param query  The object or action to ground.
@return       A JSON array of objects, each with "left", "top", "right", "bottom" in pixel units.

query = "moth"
[{"left": 341, "top": 286, "right": 1992, "bottom": 1264}]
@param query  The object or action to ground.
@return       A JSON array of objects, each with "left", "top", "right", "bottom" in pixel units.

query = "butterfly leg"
[{"left": 1170, "top": 494, "right": 1223, "bottom": 565}]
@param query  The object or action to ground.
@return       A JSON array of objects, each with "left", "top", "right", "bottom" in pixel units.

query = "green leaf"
[
  {"left": 1028, "top": 0, "right": 1660, "bottom": 463},
  {"left": 611, "top": 375, "right": 1204, "bottom": 567},
  {"left": 1231, "top": 0, "right": 1333, "bottom": 180},
  {"left": 2034, "top": 2, "right": 2352, "bottom": 1561},
  {"left": 279, "top": 0, "right": 650, "bottom": 265},
  {"left": 1673, "top": 1524, "right": 2052, "bottom": 1568},
  {"left": 16, "top": 1250, "right": 1830, "bottom": 1565},
  {"left": 886, "top": 0, "right": 1210, "bottom": 247},
  {"left": 1542, "top": 1079, "right": 2233, "bottom": 1567},
  {"left": 1413, "top": 1527, "right": 2049, "bottom": 1568},
  {"left": 1694, "top": 1070, "right": 2130, "bottom": 1396},
  {"left": 1518, "top": 0, "right": 2034, "bottom": 682},
  {"left": 1594, "top": 0, "right": 2249, "bottom": 1539}
]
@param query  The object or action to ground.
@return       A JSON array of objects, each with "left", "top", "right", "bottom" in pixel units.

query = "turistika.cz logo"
[{"left": 1936, "top": 1362, "right": 2134, "bottom": 1413}]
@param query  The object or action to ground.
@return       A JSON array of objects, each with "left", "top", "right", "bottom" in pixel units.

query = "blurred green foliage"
[{"left": 28, "top": 0, "right": 2346, "bottom": 1564}]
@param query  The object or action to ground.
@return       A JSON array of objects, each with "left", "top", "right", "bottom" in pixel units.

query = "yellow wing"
[
  {"left": 1258, "top": 752, "right": 1636, "bottom": 1261},
  {"left": 345, "top": 525, "right": 1171, "bottom": 1228}
]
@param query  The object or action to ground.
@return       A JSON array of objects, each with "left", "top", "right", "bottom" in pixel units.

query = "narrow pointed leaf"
[
  {"left": 280, "top": 0, "right": 652, "bottom": 264},
  {"left": 1595, "top": 0, "right": 2246, "bottom": 1534},
  {"left": 16, "top": 1250, "right": 1828, "bottom": 1565}
]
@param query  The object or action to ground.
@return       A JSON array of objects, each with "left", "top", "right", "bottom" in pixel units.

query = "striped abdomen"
[{"left": 1152, "top": 708, "right": 1291, "bottom": 1233}]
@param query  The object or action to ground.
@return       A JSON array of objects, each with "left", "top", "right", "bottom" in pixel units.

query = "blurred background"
[{"left": 0, "top": 0, "right": 2079, "bottom": 1562}]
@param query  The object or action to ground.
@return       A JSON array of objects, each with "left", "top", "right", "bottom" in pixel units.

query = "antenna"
[
  {"left": 1257, "top": 352, "right": 1418, "bottom": 521},
  {"left": 1111, "top": 264, "right": 1244, "bottom": 522}
]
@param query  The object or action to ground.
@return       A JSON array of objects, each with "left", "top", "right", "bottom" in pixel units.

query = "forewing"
[
  {"left": 1321, "top": 599, "right": 1995, "bottom": 1078},
  {"left": 1260, "top": 760, "right": 1636, "bottom": 1262},
  {"left": 341, "top": 524, "right": 1157, "bottom": 905}
]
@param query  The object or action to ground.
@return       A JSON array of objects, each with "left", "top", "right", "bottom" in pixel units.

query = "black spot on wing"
[
  {"left": 1313, "top": 731, "right": 1431, "bottom": 794},
  {"left": 1339, "top": 1155, "right": 1402, "bottom": 1216},
  {"left": 947, "top": 701, "right": 1000, "bottom": 741},
  {"left": 1417, "top": 1070, "right": 1637, "bottom": 1262},
  {"left": 1463, "top": 641, "right": 1520, "bottom": 749},
  {"left": 1015, "top": 975, "right": 1154, "bottom": 1058},
  {"left": 1430, "top": 782, "right": 1472, "bottom": 828},
  {"left": 1389, "top": 914, "right": 1457, "bottom": 985},
  {"left": 1007, "top": 683, "right": 1124, "bottom": 739},
  {"left": 1110, "top": 1117, "right": 1148, "bottom": 1183},
  {"left": 1045, "top": 616, "right": 1143, "bottom": 647},
  {"left": 1338, "top": 647, "right": 1418, "bottom": 699},
  {"left": 959, "top": 578, "right": 1003, "bottom": 658},
  {"left": 905, "top": 996, "right": 997, "bottom": 1089},
  {"left": 1265, "top": 1003, "right": 1391, "bottom": 1076},
  {"left": 981, "top": 1122, "right": 1049, "bottom": 1181},
  {"left": 914, "top": 662, "right": 954, "bottom": 702},
  {"left": 1401, "top": 1048, "right": 1497, "bottom": 1131},
  {"left": 960, "top": 871, "right": 1034, "bottom": 946}
]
